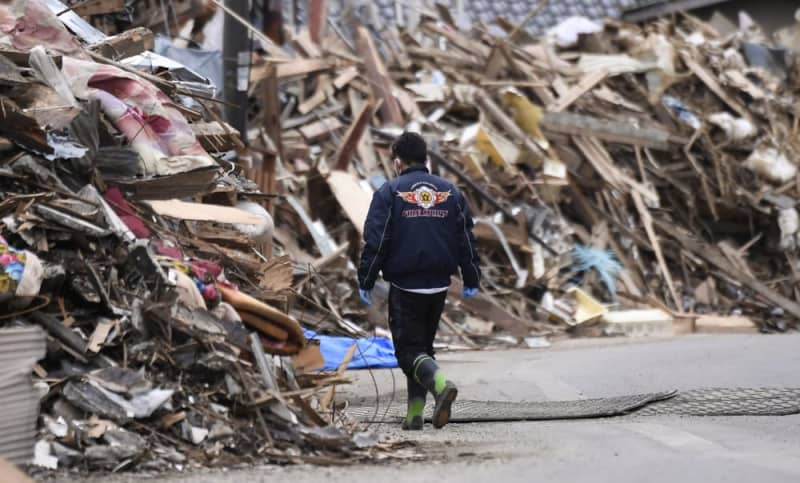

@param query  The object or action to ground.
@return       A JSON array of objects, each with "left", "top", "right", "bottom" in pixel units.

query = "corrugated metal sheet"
[{"left": 0, "top": 327, "right": 46, "bottom": 466}]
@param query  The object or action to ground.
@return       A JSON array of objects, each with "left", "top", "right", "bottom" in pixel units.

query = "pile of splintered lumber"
[{"left": 246, "top": 4, "right": 800, "bottom": 338}]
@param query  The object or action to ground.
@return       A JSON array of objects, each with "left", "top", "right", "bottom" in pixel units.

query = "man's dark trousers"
[{"left": 387, "top": 286, "right": 447, "bottom": 377}]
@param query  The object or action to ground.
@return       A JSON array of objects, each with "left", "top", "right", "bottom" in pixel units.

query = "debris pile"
[
  {"left": 0, "top": 0, "right": 408, "bottom": 475},
  {"left": 247, "top": 6, "right": 800, "bottom": 337},
  {"left": 2, "top": 0, "right": 800, "bottom": 475}
]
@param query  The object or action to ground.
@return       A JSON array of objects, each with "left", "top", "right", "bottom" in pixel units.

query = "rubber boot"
[
  {"left": 402, "top": 376, "right": 426, "bottom": 430},
  {"left": 413, "top": 355, "right": 458, "bottom": 429}
]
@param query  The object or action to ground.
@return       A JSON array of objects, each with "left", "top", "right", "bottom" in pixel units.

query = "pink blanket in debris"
[
  {"left": 0, "top": 0, "right": 216, "bottom": 176},
  {"left": 0, "top": 0, "right": 85, "bottom": 57},
  {"left": 63, "top": 57, "right": 216, "bottom": 176}
]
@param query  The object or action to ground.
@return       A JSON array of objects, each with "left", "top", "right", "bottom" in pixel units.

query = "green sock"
[
  {"left": 434, "top": 371, "right": 447, "bottom": 394},
  {"left": 407, "top": 398, "right": 425, "bottom": 422}
]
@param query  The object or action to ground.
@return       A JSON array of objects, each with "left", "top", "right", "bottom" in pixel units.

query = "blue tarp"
[{"left": 303, "top": 329, "right": 398, "bottom": 371}]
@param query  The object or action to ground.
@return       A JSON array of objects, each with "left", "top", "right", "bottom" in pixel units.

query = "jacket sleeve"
[
  {"left": 358, "top": 185, "right": 393, "bottom": 290},
  {"left": 455, "top": 189, "right": 481, "bottom": 288}
]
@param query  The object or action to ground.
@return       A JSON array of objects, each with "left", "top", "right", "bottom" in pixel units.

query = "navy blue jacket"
[{"left": 358, "top": 165, "right": 481, "bottom": 291}]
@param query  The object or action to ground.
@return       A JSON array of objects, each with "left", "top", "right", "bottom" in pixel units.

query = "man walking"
[{"left": 358, "top": 132, "right": 481, "bottom": 430}]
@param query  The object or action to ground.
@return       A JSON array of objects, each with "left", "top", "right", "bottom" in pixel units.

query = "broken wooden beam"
[
  {"left": 355, "top": 26, "right": 404, "bottom": 126},
  {"left": 656, "top": 219, "right": 800, "bottom": 320},
  {"left": 420, "top": 22, "right": 491, "bottom": 59},
  {"left": 332, "top": 101, "right": 378, "bottom": 170},
  {"left": 308, "top": 0, "right": 327, "bottom": 44},
  {"left": 632, "top": 192, "right": 681, "bottom": 310},
  {"left": 542, "top": 111, "right": 677, "bottom": 150},
  {"left": 679, "top": 51, "right": 751, "bottom": 120},
  {"left": 250, "top": 59, "right": 337, "bottom": 89},
  {"left": 548, "top": 69, "right": 608, "bottom": 112},
  {"left": 326, "top": 171, "right": 372, "bottom": 234},
  {"left": 298, "top": 117, "right": 343, "bottom": 142},
  {"left": 192, "top": 121, "right": 242, "bottom": 152},
  {"left": 260, "top": 62, "right": 283, "bottom": 163},
  {"left": 333, "top": 67, "right": 359, "bottom": 90},
  {"left": 89, "top": 27, "right": 154, "bottom": 60},
  {"left": 0, "top": 97, "right": 52, "bottom": 154}
]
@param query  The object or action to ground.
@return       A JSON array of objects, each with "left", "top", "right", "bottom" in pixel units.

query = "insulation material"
[
  {"left": 708, "top": 112, "right": 757, "bottom": 140},
  {"left": 744, "top": 147, "right": 797, "bottom": 184},
  {"left": 545, "top": 16, "right": 603, "bottom": 48},
  {"left": 778, "top": 208, "right": 800, "bottom": 251}
]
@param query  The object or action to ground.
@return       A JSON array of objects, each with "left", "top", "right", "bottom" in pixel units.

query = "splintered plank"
[
  {"left": 656, "top": 219, "right": 800, "bottom": 320},
  {"left": 679, "top": 50, "right": 750, "bottom": 120},
  {"left": 298, "top": 116, "right": 343, "bottom": 142},
  {"left": 348, "top": 89, "right": 379, "bottom": 172},
  {"left": 308, "top": 0, "right": 327, "bottom": 44},
  {"left": 145, "top": 199, "right": 264, "bottom": 224},
  {"left": 332, "top": 100, "right": 378, "bottom": 170},
  {"left": 293, "top": 29, "right": 322, "bottom": 58},
  {"left": 543, "top": 111, "right": 673, "bottom": 150},
  {"left": 192, "top": 121, "right": 242, "bottom": 152},
  {"left": 332, "top": 66, "right": 359, "bottom": 90},
  {"left": 572, "top": 136, "right": 658, "bottom": 204},
  {"left": 632, "top": 192, "right": 681, "bottom": 311},
  {"left": 250, "top": 59, "right": 335, "bottom": 85},
  {"left": 548, "top": 69, "right": 608, "bottom": 112},
  {"left": 326, "top": 170, "right": 372, "bottom": 234},
  {"left": 420, "top": 22, "right": 491, "bottom": 59},
  {"left": 298, "top": 74, "right": 333, "bottom": 115},
  {"left": 276, "top": 59, "right": 334, "bottom": 79},
  {"left": 0, "top": 97, "right": 52, "bottom": 154},
  {"left": 448, "top": 280, "right": 531, "bottom": 337},
  {"left": 355, "top": 26, "right": 404, "bottom": 126},
  {"left": 89, "top": 26, "right": 154, "bottom": 60}
]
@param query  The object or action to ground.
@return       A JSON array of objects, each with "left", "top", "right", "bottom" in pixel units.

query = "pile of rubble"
[
  {"left": 250, "top": 4, "right": 800, "bottom": 338},
  {"left": 3, "top": 0, "right": 800, "bottom": 476},
  {"left": 0, "top": 0, "right": 413, "bottom": 476}
]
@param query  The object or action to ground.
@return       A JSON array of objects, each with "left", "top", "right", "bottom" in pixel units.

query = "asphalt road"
[{"left": 64, "top": 334, "right": 800, "bottom": 483}]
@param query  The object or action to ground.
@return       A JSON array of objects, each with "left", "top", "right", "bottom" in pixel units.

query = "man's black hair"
[{"left": 391, "top": 131, "right": 427, "bottom": 165}]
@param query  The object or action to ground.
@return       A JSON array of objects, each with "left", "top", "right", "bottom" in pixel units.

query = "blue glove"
[
  {"left": 462, "top": 287, "right": 478, "bottom": 299},
  {"left": 359, "top": 289, "right": 373, "bottom": 305}
]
